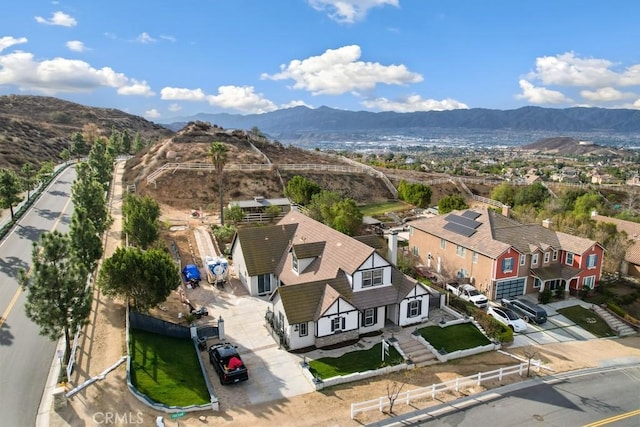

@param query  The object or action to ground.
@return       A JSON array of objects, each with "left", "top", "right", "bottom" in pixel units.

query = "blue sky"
[{"left": 1, "top": 1, "right": 639, "bottom": 121}]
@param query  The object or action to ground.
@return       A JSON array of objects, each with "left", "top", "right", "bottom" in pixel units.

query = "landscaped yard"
[
  {"left": 129, "top": 328, "right": 210, "bottom": 406},
  {"left": 308, "top": 342, "right": 403, "bottom": 379},
  {"left": 556, "top": 305, "right": 615, "bottom": 338},
  {"left": 360, "top": 200, "right": 413, "bottom": 217},
  {"left": 419, "top": 323, "right": 491, "bottom": 353}
]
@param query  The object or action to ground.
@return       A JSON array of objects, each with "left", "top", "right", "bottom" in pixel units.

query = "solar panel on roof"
[
  {"left": 446, "top": 214, "right": 482, "bottom": 230},
  {"left": 444, "top": 221, "right": 476, "bottom": 237},
  {"left": 462, "top": 211, "right": 481, "bottom": 220}
]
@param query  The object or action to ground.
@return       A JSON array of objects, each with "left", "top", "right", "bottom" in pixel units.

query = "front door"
[{"left": 258, "top": 274, "right": 271, "bottom": 295}]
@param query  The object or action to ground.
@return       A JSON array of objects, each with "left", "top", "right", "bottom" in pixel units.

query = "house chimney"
[
  {"left": 388, "top": 230, "right": 398, "bottom": 266},
  {"left": 501, "top": 205, "right": 511, "bottom": 218},
  {"left": 542, "top": 218, "right": 552, "bottom": 229}
]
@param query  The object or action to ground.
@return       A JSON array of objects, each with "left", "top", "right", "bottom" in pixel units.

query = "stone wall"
[{"left": 315, "top": 330, "right": 360, "bottom": 348}]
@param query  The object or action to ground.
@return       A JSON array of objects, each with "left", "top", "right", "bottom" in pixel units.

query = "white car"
[{"left": 487, "top": 306, "right": 528, "bottom": 333}]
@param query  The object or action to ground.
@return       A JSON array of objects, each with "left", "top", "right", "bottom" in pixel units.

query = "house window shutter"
[
  {"left": 373, "top": 308, "right": 378, "bottom": 324},
  {"left": 341, "top": 317, "right": 346, "bottom": 330},
  {"left": 417, "top": 301, "right": 422, "bottom": 316},
  {"left": 501, "top": 259, "right": 506, "bottom": 271}
]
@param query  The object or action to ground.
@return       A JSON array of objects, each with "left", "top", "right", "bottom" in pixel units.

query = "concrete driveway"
[
  {"left": 190, "top": 278, "right": 315, "bottom": 410},
  {"left": 507, "top": 297, "right": 598, "bottom": 348}
]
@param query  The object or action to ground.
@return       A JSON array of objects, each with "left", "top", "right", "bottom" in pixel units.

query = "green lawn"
[
  {"left": 556, "top": 305, "right": 615, "bottom": 338},
  {"left": 419, "top": 323, "right": 491, "bottom": 353},
  {"left": 308, "top": 342, "right": 403, "bottom": 379},
  {"left": 360, "top": 201, "right": 413, "bottom": 216},
  {"left": 129, "top": 329, "right": 210, "bottom": 406}
]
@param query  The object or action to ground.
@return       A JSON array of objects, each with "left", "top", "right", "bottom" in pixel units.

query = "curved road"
[
  {"left": 374, "top": 365, "right": 640, "bottom": 426},
  {"left": 0, "top": 166, "right": 76, "bottom": 426}
]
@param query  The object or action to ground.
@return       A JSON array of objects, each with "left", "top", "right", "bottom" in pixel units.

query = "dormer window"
[
  {"left": 362, "top": 268, "right": 383, "bottom": 288},
  {"left": 292, "top": 253, "right": 299, "bottom": 273}
]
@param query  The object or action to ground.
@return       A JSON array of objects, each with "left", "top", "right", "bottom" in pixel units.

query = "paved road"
[
  {"left": 374, "top": 365, "right": 640, "bottom": 426},
  {"left": 0, "top": 167, "right": 75, "bottom": 427}
]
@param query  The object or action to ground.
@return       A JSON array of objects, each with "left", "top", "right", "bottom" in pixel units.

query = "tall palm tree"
[{"left": 209, "top": 142, "right": 229, "bottom": 225}]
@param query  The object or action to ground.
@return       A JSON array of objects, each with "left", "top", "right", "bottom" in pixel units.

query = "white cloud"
[
  {"left": 144, "top": 109, "right": 161, "bottom": 119},
  {"left": 160, "top": 85, "right": 278, "bottom": 114},
  {"left": 516, "top": 79, "right": 572, "bottom": 104},
  {"left": 308, "top": 0, "right": 399, "bottom": 23},
  {"left": 136, "top": 32, "right": 156, "bottom": 44},
  {"left": 528, "top": 52, "right": 640, "bottom": 88},
  {"left": 160, "top": 87, "right": 207, "bottom": 101},
  {"left": 206, "top": 85, "right": 278, "bottom": 114},
  {"left": 66, "top": 40, "right": 86, "bottom": 52},
  {"left": 280, "top": 100, "right": 313, "bottom": 109},
  {"left": 117, "top": 79, "right": 155, "bottom": 96},
  {"left": 580, "top": 87, "right": 636, "bottom": 102},
  {"left": 0, "top": 36, "right": 28, "bottom": 53},
  {"left": 35, "top": 11, "right": 77, "bottom": 27},
  {"left": 0, "top": 50, "right": 152, "bottom": 96},
  {"left": 262, "top": 45, "right": 422, "bottom": 96},
  {"left": 160, "top": 35, "right": 176, "bottom": 42},
  {"left": 168, "top": 103, "right": 182, "bottom": 112},
  {"left": 362, "top": 95, "right": 469, "bottom": 112}
]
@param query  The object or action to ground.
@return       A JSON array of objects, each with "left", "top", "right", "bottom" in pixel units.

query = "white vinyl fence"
[{"left": 350, "top": 361, "right": 540, "bottom": 419}]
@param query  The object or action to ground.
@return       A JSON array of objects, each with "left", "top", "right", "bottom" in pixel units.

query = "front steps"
[
  {"left": 592, "top": 305, "right": 637, "bottom": 337},
  {"left": 394, "top": 334, "right": 438, "bottom": 367}
]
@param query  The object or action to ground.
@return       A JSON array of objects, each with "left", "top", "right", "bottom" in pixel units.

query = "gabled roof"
[
  {"left": 292, "top": 241, "right": 325, "bottom": 259},
  {"left": 276, "top": 211, "right": 376, "bottom": 285},
  {"left": 233, "top": 223, "right": 297, "bottom": 276},
  {"left": 592, "top": 214, "right": 640, "bottom": 264},
  {"left": 411, "top": 208, "right": 599, "bottom": 258},
  {"left": 531, "top": 264, "right": 582, "bottom": 281}
]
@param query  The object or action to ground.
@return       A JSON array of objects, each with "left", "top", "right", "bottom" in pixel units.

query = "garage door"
[{"left": 495, "top": 278, "right": 525, "bottom": 299}]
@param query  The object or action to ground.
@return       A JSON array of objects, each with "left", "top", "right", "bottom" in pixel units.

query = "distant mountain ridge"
[
  {"left": 165, "top": 105, "right": 640, "bottom": 137},
  {"left": 521, "top": 137, "right": 633, "bottom": 156}
]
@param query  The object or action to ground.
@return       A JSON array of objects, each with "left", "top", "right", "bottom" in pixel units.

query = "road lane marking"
[
  {"left": 0, "top": 193, "right": 73, "bottom": 329},
  {"left": 583, "top": 408, "right": 640, "bottom": 427}
]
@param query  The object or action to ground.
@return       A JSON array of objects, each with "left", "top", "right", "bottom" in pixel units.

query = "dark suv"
[
  {"left": 208, "top": 343, "right": 249, "bottom": 385},
  {"left": 501, "top": 297, "right": 547, "bottom": 324}
]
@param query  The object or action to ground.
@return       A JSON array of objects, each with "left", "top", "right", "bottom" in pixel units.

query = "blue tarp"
[{"left": 182, "top": 264, "right": 201, "bottom": 281}]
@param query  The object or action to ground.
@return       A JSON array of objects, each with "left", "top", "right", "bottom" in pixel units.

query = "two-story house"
[
  {"left": 230, "top": 211, "right": 435, "bottom": 350},
  {"left": 408, "top": 208, "right": 604, "bottom": 300}
]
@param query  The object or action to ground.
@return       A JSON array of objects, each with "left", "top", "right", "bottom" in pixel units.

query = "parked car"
[
  {"left": 208, "top": 343, "right": 249, "bottom": 385},
  {"left": 501, "top": 297, "right": 547, "bottom": 325},
  {"left": 487, "top": 306, "right": 528, "bottom": 333},
  {"left": 445, "top": 282, "right": 488, "bottom": 309}
]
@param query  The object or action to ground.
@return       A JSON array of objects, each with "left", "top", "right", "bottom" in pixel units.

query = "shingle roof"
[
  {"left": 276, "top": 275, "right": 352, "bottom": 324},
  {"left": 592, "top": 214, "right": 640, "bottom": 265},
  {"left": 531, "top": 264, "right": 583, "bottom": 281},
  {"left": 234, "top": 223, "right": 297, "bottom": 276},
  {"left": 411, "top": 207, "right": 599, "bottom": 258},
  {"left": 275, "top": 211, "right": 376, "bottom": 285},
  {"left": 293, "top": 241, "right": 325, "bottom": 259}
]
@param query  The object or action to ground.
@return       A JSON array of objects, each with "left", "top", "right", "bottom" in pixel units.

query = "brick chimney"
[
  {"left": 501, "top": 205, "right": 511, "bottom": 218},
  {"left": 388, "top": 230, "right": 398, "bottom": 266}
]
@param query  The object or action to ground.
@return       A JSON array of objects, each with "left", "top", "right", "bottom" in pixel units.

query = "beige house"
[{"left": 408, "top": 208, "right": 604, "bottom": 300}]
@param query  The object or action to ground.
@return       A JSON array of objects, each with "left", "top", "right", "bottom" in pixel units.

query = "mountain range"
[{"left": 165, "top": 105, "right": 640, "bottom": 144}]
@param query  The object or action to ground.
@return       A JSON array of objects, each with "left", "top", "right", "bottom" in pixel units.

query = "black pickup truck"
[{"left": 208, "top": 343, "right": 249, "bottom": 385}]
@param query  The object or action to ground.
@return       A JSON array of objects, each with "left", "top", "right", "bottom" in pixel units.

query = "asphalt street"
[
  {"left": 0, "top": 166, "right": 76, "bottom": 427},
  {"left": 373, "top": 365, "right": 640, "bottom": 427}
]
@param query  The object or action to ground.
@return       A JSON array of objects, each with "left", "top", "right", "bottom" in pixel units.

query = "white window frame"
[
  {"left": 408, "top": 300, "right": 421, "bottom": 318},
  {"left": 532, "top": 253, "right": 539, "bottom": 266},
  {"left": 292, "top": 253, "right": 299, "bottom": 273},
  {"left": 440, "top": 238, "right": 446, "bottom": 249},
  {"left": 362, "top": 268, "right": 384, "bottom": 288},
  {"left": 299, "top": 322, "right": 308, "bottom": 336},
  {"left": 456, "top": 245, "right": 467, "bottom": 258},
  {"left": 583, "top": 275, "right": 595, "bottom": 289},
  {"left": 503, "top": 257, "right": 514, "bottom": 273},
  {"left": 331, "top": 317, "right": 342, "bottom": 332},
  {"left": 412, "top": 246, "right": 419, "bottom": 256},
  {"left": 520, "top": 254, "right": 526, "bottom": 266},
  {"left": 566, "top": 253, "right": 574, "bottom": 265},
  {"left": 552, "top": 250, "right": 558, "bottom": 261},
  {"left": 587, "top": 254, "right": 597, "bottom": 269},
  {"left": 472, "top": 251, "right": 478, "bottom": 264},
  {"left": 533, "top": 277, "right": 542, "bottom": 289},
  {"left": 544, "top": 252, "right": 550, "bottom": 263},
  {"left": 363, "top": 308, "right": 375, "bottom": 327}
]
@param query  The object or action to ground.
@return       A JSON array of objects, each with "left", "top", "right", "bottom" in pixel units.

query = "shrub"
[
  {"left": 607, "top": 302, "right": 626, "bottom": 318},
  {"left": 539, "top": 290, "right": 552, "bottom": 304}
]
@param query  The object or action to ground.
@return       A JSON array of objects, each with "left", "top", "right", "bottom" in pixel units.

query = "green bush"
[
  {"left": 607, "top": 302, "right": 626, "bottom": 317},
  {"left": 539, "top": 289, "right": 552, "bottom": 304},
  {"left": 474, "top": 310, "right": 513, "bottom": 343}
]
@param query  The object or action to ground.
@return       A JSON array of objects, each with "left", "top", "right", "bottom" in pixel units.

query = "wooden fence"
[{"left": 350, "top": 362, "right": 540, "bottom": 419}]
